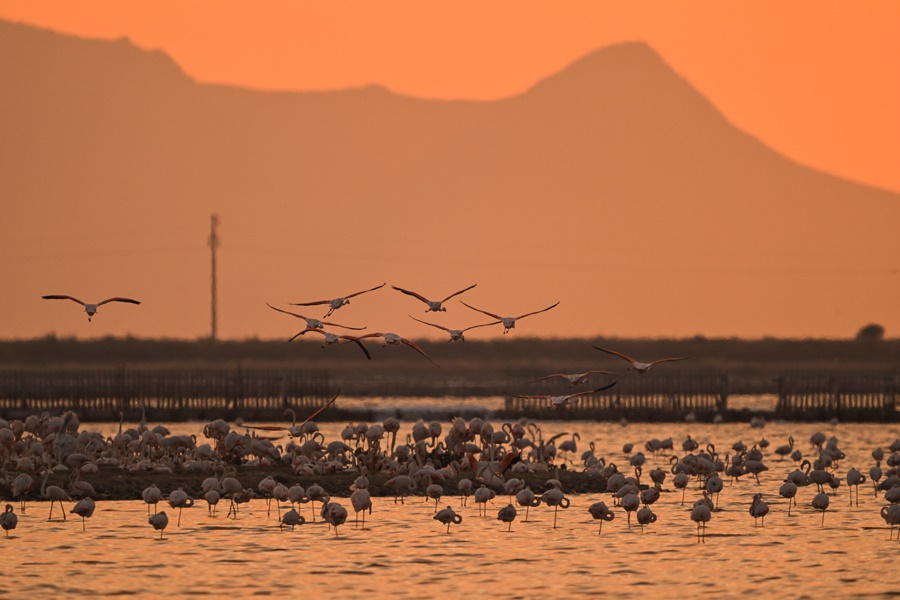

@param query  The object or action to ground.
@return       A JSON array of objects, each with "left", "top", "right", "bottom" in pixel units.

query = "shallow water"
[{"left": 4, "top": 418, "right": 900, "bottom": 598}]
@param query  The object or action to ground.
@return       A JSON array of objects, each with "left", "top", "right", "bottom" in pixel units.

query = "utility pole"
[{"left": 209, "top": 214, "right": 219, "bottom": 341}]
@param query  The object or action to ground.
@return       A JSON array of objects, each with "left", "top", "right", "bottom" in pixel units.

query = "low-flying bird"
[
  {"left": 392, "top": 284, "right": 477, "bottom": 312},
  {"left": 593, "top": 347, "right": 688, "bottom": 374},
  {"left": 290, "top": 283, "right": 385, "bottom": 318},
  {"left": 42, "top": 295, "right": 140, "bottom": 322},
  {"left": 528, "top": 370, "right": 616, "bottom": 386},
  {"left": 356, "top": 332, "right": 439, "bottom": 367},
  {"left": 408, "top": 315, "right": 500, "bottom": 342},
  {"left": 289, "top": 328, "right": 372, "bottom": 360},
  {"left": 506, "top": 381, "right": 617, "bottom": 408},
  {"left": 267, "top": 303, "right": 365, "bottom": 331},
  {"left": 460, "top": 301, "right": 559, "bottom": 334}
]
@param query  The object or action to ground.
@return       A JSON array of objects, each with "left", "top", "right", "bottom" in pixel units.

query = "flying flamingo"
[
  {"left": 392, "top": 283, "right": 477, "bottom": 312},
  {"left": 42, "top": 295, "right": 140, "bottom": 322},
  {"left": 356, "top": 332, "right": 439, "bottom": 367},
  {"left": 506, "top": 381, "right": 617, "bottom": 408},
  {"left": 593, "top": 346, "right": 688, "bottom": 374},
  {"left": 460, "top": 301, "right": 560, "bottom": 334},
  {"left": 289, "top": 328, "right": 372, "bottom": 359},
  {"left": 528, "top": 370, "right": 617, "bottom": 386},
  {"left": 267, "top": 303, "right": 365, "bottom": 331},
  {"left": 290, "top": 283, "right": 385, "bottom": 318},
  {"left": 408, "top": 315, "right": 500, "bottom": 342}
]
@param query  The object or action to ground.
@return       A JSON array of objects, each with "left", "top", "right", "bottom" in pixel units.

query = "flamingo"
[
  {"left": 280, "top": 509, "right": 305, "bottom": 531},
  {"left": 40, "top": 470, "right": 70, "bottom": 520},
  {"left": 846, "top": 467, "right": 866, "bottom": 506},
  {"left": 542, "top": 487, "right": 570, "bottom": 529},
  {"left": 506, "top": 381, "right": 617, "bottom": 408},
  {"left": 620, "top": 492, "right": 640, "bottom": 528},
  {"left": 350, "top": 488, "right": 372, "bottom": 529},
  {"left": 1, "top": 505, "right": 16, "bottom": 537},
  {"left": 812, "top": 492, "right": 830, "bottom": 527},
  {"left": 142, "top": 484, "right": 162, "bottom": 515},
  {"left": 749, "top": 493, "right": 769, "bottom": 527},
  {"left": 289, "top": 328, "right": 372, "bottom": 359},
  {"left": 355, "top": 332, "right": 439, "bottom": 367},
  {"left": 148, "top": 511, "right": 169, "bottom": 539},
  {"left": 529, "top": 370, "right": 616, "bottom": 386},
  {"left": 588, "top": 501, "right": 616, "bottom": 535},
  {"left": 407, "top": 315, "right": 499, "bottom": 342},
  {"left": 267, "top": 303, "right": 366, "bottom": 331},
  {"left": 774, "top": 436, "right": 794, "bottom": 461},
  {"left": 168, "top": 489, "right": 194, "bottom": 527},
  {"left": 42, "top": 295, "right": 140, "bottom": 321},
  {"left": 290, "top": 283, "right": 385, "bottom": 318},
  {"left": 497, "top": 504, "right": 517, "bottom": 532},
  {"left": 392, "top": 283, "right": 477, "bottom": 312},
  {"left": 691, "top": 500, "right": 712, "bottom": 543},
  {"left": 516, "top": 487, "right": 541, "bottom": 522},
  {"left": 70, "top": 498, "right": 96, "bottom": 532},
  {"left": 881, "top": 504, "right": 900, "bottom": 540},
  {"left": 592, "top": 347, "right": 688, "bottom": 374},
  {"left": 460, "top": 301, "right": 559, "bottom": 334},
  {"left": 434, "top": 506, "right": 463, "bottom": 534},
  {"left": 779, "top": 481, "right": 798, "bottom": 516},
  {"left": 322, "top": 501, "right": 348, "bottom": 537},
  {"left": 636, "top": 506, "right": 657, "bottom": 533}
]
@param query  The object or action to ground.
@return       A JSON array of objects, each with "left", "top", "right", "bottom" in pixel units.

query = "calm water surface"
[{"left": 4, "top": 416, "right": 900, "bottom": 598}]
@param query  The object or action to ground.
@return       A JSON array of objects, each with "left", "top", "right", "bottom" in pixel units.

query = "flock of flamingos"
[
  {"left": 2, "top": 284, "right": 896, "bottom": 543},
  {"left": 3, "top": 406, "right": 900, "bottom": 543}
]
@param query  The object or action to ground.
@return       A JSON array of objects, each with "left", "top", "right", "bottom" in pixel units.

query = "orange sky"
[
  {"left": 2, "top": 1, "right": 898, "bottom": 194},
  {"left": 2, "top": 2, "right": 898, "bottom": 342}
]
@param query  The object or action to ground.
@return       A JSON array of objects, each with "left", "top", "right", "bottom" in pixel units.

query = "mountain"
[{"left": 1, "top": 20, "right": 897, "bottom": 341}]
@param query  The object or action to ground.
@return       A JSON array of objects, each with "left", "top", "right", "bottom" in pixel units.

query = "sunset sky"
[{"left": 2, "top": 2, "right": 898, "bottom": 341}]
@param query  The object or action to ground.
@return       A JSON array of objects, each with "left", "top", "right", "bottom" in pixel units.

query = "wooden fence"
[
  {"left": 776, "top": 373, "right": 897, "bottom": 420},
  {"left": 0, "top": 368, "right": 333, "bottom": 422}
]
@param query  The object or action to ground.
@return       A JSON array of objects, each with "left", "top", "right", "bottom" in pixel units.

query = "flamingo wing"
[
  {"left": 290, "top": 299, "right": 332, "bottom": 307},
  {"left": 527, "top": 374, "right": 568, "bottom": 383},
  {"left": 399, "top": 337, "right": 440, "bottom": 367},
  {"left": 514, "top": 301, "right": 560, "bottom": 320},
  {"left": 439, "top": 283, "right": 477, "bottom": 303},
  {"left": 459, "top": 301, "right": 502, "bottom": 320},
  {"left": 593, "top": 346, "right": 639, "bottom": 365},
  {"left": 322, "top": 321, "right": 367, "bottom": 331},
  {"left": 408, "top": 315, "right": 451, "bottom": 333},
  {"left": 288, "top": 328, "right": 323, "bottom": 342},
  {"left": 297, "top": 390, "right": 341, "bottom": 427},
  {"left": 339, "top": 336, "right": 372, "bottom": 360},
  {"left": 504, "top": 391, "right": 550, "bottom": 400},
  {"left": 267, "top": 303, "right": 309, "bottom": 320},
  {"left": 97, "top": 297, "right": 141, "bottom": 306},
  {"left": 461, "top": 320, "right": 502, "bottom": 333},
  {"left": 344, "top": 283, "right": 386, "bottom": 299},
  {"left": 582, "top": 370, "right": 618, "bottom": 377},
  {"left": 42, "top": 295, "right": 86, "bottom": 306},
  {"left": 392, "top": 285, "right": 431, "bottom": 304},
  {"left": 648, "top": 357, "right": 690, "bottom": 367}
]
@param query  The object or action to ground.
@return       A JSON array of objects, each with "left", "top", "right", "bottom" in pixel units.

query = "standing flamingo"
[
  {"left": 1, "top": 505, "right": 17, "bottom": 537},
  {"left": 350, "top": 488, "right": 373, "bottom": 529},
  {"left": 40, "top": 470, "right": 70, "bottom": 520},
  {"left": 148, "top": 511, "right": 168, "bottom": 539},
  {"left": 42, "top": 295, "right": 140, "bottom": 321},
  {"left": 749, "top": 493, "right": 769, "bottom": 527},
  {"left": 497, "top": 504, "right": 517, "bottom": 532},
  {"left": 168, "top": 489, "right": 194, "bottom": 527},
  {"left": 70, "top": 498, "right": 96, "bottom": 532},
  {"left": 142, "top": 484, "right": 162, "bottom": 515},
  {"left": 588, "top": 501, "right": 616, "bottom": 535},
  {"left": 812, "top": 492, "right": 830, "bottom": 527},
  {"left": 434, "top": 506, "right": 463, "bottom": 533},
  {"left": 691, "top": 500, "right": 712, "bottom": 543}
]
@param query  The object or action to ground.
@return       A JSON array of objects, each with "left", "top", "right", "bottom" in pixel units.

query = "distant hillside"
[{"left": 1, "top": 20, "right": 897, "bottom": 341}]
